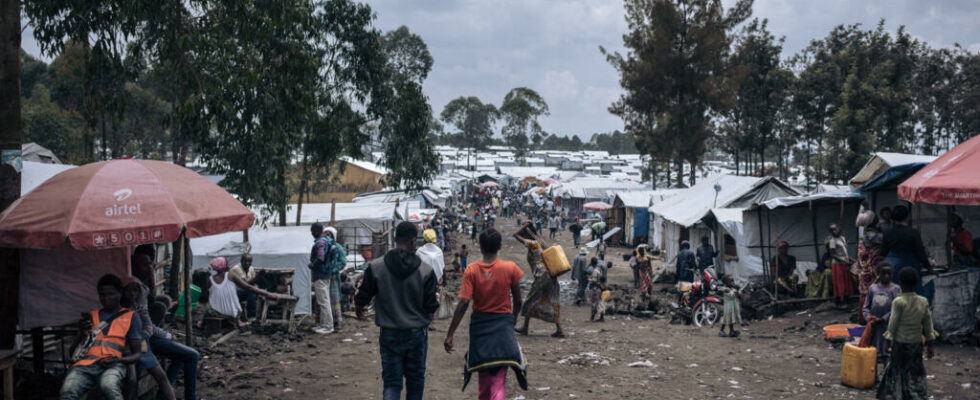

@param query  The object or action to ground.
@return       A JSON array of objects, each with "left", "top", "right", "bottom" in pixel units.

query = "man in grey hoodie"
[{"left": 356, "top": 221, "right": 439, "bottom": 400}]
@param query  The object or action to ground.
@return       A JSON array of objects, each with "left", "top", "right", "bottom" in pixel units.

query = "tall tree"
[
  {"left": 604, "top": 0, "right": 753, "bottom": 185},
  {"left": 375, "top": 25, "right": 440, "bottom": 191},
  {"left": 730, "top": 18, "right": 792, "bottom": 177},
  {"left": 499, "top": 87, "right": 549, "bottom": 162},
  {"left": 440, "top": 96, "right": 498, "bottom": 169}
]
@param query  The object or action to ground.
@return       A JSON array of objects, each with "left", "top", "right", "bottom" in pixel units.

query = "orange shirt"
[{"left": 459, "top": 259, "right": 524, "bottom": 314}]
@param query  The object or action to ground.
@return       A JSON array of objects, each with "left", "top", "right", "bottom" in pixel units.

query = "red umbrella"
[
  {"left": 583, "top": 201, "right": 613, "bottom": 211},
  {"left": 899, "top": 135, "right": 980, "bottom": 205},
  {"left": 0, "top": 159, "right": 255, "bottom": 249},
  {"left": 482, "top": 181, "right": 499, "bottom": 188}
]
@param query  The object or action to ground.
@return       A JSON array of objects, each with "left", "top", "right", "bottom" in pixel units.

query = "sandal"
[
  {"left": 730, "top": 330, "right": 740, "bottom": 338},
  {"left": 514, "top": 328, "right": 528, "bottom": 336},
  {"left": 551, "top": 332, "right": 566, "bottom": 338},
  {"left": 718, "top": 331, "right": 727, "bottom": 337}
]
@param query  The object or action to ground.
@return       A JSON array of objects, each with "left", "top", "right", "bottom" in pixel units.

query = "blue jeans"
[
  {"left": 59, "top": 363, "right": 127, "bottom": 400},
  {"left": 379, "top": 327, "right": 428, "bottom": 400},
  {"left": 150, "top": 336, "right": 200, "bottom": 400}
]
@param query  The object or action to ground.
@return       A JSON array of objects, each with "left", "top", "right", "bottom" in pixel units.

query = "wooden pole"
[
  {"left": 182, "top": 234, "right": 193, "bottom": 346},
  {"left": 330, "top": 199, "right": 336, "bottom": 227},
  {"left": 810, "top": 201, "right": 820, "bottom": 267}
]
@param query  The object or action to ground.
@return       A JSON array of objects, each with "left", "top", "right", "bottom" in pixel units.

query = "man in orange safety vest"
[{"left": 59, "top": 274, "right": 144, "bottom": 400}]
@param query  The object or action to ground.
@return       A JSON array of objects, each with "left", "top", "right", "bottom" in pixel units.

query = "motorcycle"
[{"left": 677, "top": 269, "right": 722, "bottom": 327}]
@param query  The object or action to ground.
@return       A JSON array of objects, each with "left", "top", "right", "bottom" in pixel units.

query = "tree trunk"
[
  {"left": 734, "top": 149, "right": 739, "bottom": 176},
  {"left": 0, "top": 0, "right": 22, "bottom": 349},
  {"left": 688, "top": 159, "right": 696, "bottom": 186},
  {"left": 296, "top": 153, "right": 309, "bottom": 226},
  {"left": 665, "top": 160, "right": 672, "bottom": 186}
]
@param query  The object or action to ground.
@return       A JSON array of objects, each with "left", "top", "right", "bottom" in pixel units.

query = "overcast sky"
[{"left": 21, "top": 0, "right": 980, "bottom": 140}]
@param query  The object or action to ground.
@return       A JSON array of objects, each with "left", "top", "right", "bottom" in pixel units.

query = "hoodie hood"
[{"left": 384, "top": 248, "right": 423, "bottom": 279}]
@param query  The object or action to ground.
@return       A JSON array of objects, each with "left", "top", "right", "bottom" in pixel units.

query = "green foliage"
[
  {"left": 605, "top": 0, "right": 753, "bottom": 185},
  {"left": 440, "top": 96, "right": 499, "bottom": 151},
  {"left": 499, "top": 87, "right": 550, "bottom": 162}
]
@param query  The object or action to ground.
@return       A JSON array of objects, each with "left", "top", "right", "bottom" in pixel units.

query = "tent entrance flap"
[{"left": 634, "top": 208, "right": 649, "bottom": 243}]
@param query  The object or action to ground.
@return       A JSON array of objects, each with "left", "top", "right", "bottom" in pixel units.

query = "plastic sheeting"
[
  {"left": 735, "top": 196, "right": 862, "bottom": 284},
  {"left": 931, "top": 269, "right": 980, "bottom": 339},
  {"left": 190, "top": 226, "right": 314, "bottom": 314},
  {"left": 650, "top": 175, "right": 799, "bottom": 228},
  {"left": 279, "top": 202, "right": 396, "bottom": 245},
  {"left": 849, "top": 152, "right": 938, "bottom": 187},
  {"left": 651, "top": 175, "right": 800, "bottom": 265},
  {"left": 19, "top": 247, "right": 131, "bottom": 329},
  {"left": 21, "top": 160, "right": 75, "bottom": 195}
]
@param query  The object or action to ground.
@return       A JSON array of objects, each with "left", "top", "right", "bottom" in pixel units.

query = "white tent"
[
  {"left": 190, "top": 226, "right": 315, "bottom": 315},
  {"left": 650, "top": 175, "right": 800, "bottom": 263},
  {"left": 279, "top": 202, "right": 396, "bottom": 246},
  {"left": 728, "top": 191, "right": 864, "bottom": 285},
  {"left": 21, "top": 160, "right": 75, "bottom": 195}
]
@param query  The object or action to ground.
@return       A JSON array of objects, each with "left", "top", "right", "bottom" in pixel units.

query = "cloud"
[
  {"left": 537, "top": 70, "right": 580, "bottom": 102},
  {"left": 18, "top": 0, "right": 980, "bottom": 138}
]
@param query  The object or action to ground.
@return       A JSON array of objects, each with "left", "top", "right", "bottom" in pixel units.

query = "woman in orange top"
[{"left": 445, "top": 228, "right": 527, "bottom": 399}]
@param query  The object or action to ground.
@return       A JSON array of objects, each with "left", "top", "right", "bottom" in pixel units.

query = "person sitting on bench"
[{"left": 59, "top": 274, "right": 142, "bottom": 400}]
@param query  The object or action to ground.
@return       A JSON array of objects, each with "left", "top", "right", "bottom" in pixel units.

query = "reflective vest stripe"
[
  {"left": 90, "top": 340, "right": 127, "bottom": 353},
  {"left": 73, "top": 308, "right": 134, "bottom": 367}
]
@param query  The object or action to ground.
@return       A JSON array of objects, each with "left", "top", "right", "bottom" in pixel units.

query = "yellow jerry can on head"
[{"left": 841, "top": 343, "right": 876, "bottom": 389}]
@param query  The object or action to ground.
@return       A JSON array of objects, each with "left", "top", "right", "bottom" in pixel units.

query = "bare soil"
[{"left": 196, "top": 216, "right": 979, "bottom": 400}]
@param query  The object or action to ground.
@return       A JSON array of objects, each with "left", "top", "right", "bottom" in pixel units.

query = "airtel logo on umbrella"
[
  {"left": 106, "top": 188, "right": 142, "bottom": 217},
  {"left": 114, "top": 188, "right": 133, "bottom": 201}
]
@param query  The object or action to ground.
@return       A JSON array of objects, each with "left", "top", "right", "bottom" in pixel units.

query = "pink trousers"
[{"left": 478, "top": 366, "right": 507, "bottom": 400}]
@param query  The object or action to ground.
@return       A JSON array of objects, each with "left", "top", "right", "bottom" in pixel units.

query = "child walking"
[
  {"left": 860, "top": 262, "right": 901, "bottom": 356},
  {"left": 877, "top": 267, "right": 938, "bottom": 399},
  {"left": 588, "top": 267, "right": 607, "bottom": 322},
  {"left": 451, "top": 253, "right": 461, "bottom": 277},
  {"left": 718, "top": 274, "right": 742, "bottom": 337}
]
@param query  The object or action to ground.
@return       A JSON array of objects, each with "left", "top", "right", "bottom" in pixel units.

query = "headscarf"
[
  {"left": 423, "top": 229, "right": 437, "bottom": 243},
  {"left": 777, "top": 241, "right": 789, "bottom": 249},
  {"left": 210, "top": 256, "right": 229, "bottom": 273},
  {"left": 855, "top": 210, "right": 876, "bottom": 228},
  {"left": 324, "top": 226, "right": 338, "bottom": 239}
]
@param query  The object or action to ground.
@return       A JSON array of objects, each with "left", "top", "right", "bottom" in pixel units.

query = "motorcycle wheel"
[{"left": 693, "top": 302, "right": 721, "bottom": 327}]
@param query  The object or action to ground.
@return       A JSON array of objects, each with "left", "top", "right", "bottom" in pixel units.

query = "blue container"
[{"left": 847, "top": 325, "right": 866, "bottom": 338}]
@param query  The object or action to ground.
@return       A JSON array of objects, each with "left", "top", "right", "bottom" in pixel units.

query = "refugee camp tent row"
[
  {"left": 712, "top": 191, "right": 863, "bottom": 286},
  {"left": 612, "top": 190, "right": 678, "bottom": 245},
  {"left": 649, "top": 174, "right": 800, "bottom": 265},
  {"left": 550, "top": 178, "right": 648, "bottom": 217}
]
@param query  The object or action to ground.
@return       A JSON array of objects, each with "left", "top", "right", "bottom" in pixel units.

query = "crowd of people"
[{"left": 56, "top": 177, "right": 962, "bottom": 400}]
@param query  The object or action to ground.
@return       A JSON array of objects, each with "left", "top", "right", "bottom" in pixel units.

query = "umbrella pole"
[{"left": 183, "top": 234, "right": 193, "bottom": 346}]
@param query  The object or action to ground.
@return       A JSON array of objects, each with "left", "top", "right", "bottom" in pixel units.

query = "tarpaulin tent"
[
  {"left": 849, "top": 152, "right": 937, "bottom": 188},
  {"left": 279, "top": 202, "right": 396, "bottom": 246},
  {"left": 650, "top": 175, "right": 799, "bottom": 264},
  {"left": 735, "top": 191, "right": 863, "bottom": 285},
  {"left": 190, "top": 226, "right": 315, "bottom": 315},
  {"left": 613, "top": 190, "right": 678, "bottom": 245}
]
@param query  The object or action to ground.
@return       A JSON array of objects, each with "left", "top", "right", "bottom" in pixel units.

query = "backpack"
[{"left": 315, "top": 238, "right": 345, "bottom": 274}]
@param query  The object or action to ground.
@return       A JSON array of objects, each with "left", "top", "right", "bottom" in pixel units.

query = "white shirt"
[{"left": 416, "top": 243, "right": 445, "bottom": 283}]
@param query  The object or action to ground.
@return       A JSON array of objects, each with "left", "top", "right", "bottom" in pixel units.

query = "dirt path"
[{"left": 197, "top": 216, "right": 979, "bottom": 399}]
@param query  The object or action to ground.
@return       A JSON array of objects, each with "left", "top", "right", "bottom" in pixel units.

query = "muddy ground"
[{"left": 196, "top": 216, "right": 979, "bottom": 400}]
